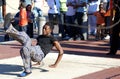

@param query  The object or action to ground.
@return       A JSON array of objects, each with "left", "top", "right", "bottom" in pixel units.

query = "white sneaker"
[{"left": 104, "top": 35, "right": 110, "bottom": 40}]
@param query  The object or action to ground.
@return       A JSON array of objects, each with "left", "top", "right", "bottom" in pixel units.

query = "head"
[
  {"left": 18, "top": 3, "right": 26, "bottom": 10},
  {"left": 26, "top": 4, "right": 32, "bottom": 11},
  {"left": 99, "top": 3, "right": 104, "bottom": 10},
  {"left": 42, "top": 22, "right": 54, "bottom": 36}
]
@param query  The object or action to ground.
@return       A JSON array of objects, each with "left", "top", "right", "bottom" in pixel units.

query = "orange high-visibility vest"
[{"left": 104, "top": 0, "right": 113, "bottom": 16}]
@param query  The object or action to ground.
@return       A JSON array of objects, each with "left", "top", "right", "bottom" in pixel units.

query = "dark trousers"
[
  {"left": 27, "top": 23, "right": 33, "bottom": 38},
  {"left": 66, "top": 15, "right": 76, "bottom": 38},
  {"left": 76, "top": 12, "right": 85, "bottom": 40},
  {"left": 59, "top": 12, "right": 67, "bottom": 38},
  {"left": 19, "top": 25, "right": 27, "bottom": 33},
  {"left": 109, "top": 24, "right": 120, "bottom": 54},
  {"left": 48, "top": 13, "right": 59, "bottom": 28}
]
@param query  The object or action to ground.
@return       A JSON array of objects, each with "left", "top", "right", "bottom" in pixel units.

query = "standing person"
[
  {"left": 87, "top": 0, "right": 100, "bottom": 36},
  {"left": 75, "top": 0, "right": 88, "bottom": 40},
  {"left": 32, "top": 0, "right": 45, "bottom": 17},
  {"left": 65, "top": 0, "right": 76, "bottom": 40},
  {"left": 94, "top": 3, "right": 106, "bottom": 40},
  {"left": 26, "top": 4, "right": 34, "bottom": 38},
  {"left": 0, "top": 0, "right": 6, "bottom": 23},
  {"left": 19, "top": 3, "right": 28, "bottom": 32},
  {"left": 106, "top": 0, "right": 120, "bottom": 55},
  {"left": 5, "top": 22, "right": 64, "bottom": 77},
  {"left": 59, "top": 0, "right": 68, "bottom": 39},
  {"left": 32, "top": 0, "right": 45, "bottom": 33},
  {"left": 46, "top": 0, "right": 60, "bottom": 34}
]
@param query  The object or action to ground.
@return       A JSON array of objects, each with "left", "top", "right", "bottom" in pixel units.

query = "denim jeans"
[{"left": 0, "top": 7, "right": 4, "bottom": 23}]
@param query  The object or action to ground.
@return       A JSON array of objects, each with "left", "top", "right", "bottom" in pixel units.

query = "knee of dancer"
[{"left": 20, "top": 46, "right": 30, "bottom": 54}]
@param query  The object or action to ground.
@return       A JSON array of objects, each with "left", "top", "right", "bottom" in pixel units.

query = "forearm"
[
  {"left": 54, "top": 53, "right": 63, "bottom": 66},
  {"left": 50, "top": 41, "right": 64, "bottom": 68}
]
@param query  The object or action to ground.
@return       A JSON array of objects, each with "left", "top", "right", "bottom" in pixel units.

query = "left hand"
[{"left": 49, "top": 64, "right": 57, "bottom": 68}]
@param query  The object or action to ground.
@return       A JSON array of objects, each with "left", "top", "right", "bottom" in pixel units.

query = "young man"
[{"left": 5, "top": 21, "right": 64, "bottom": 77}]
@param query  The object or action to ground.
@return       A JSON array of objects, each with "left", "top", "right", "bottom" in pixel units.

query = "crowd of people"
[
  {"left": 1, "top": 0, "right": 113, "bottom": 41},
  {"left": 45, "top": 0, "right": 111, "bottom": 41},
  {"left": 1, "top": 0, "right": 120, "bottom": 52}
]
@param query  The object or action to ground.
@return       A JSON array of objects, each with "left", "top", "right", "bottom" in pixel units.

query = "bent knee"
[{"left": 20, "top": 46, "right": 30, "bottom": 53}]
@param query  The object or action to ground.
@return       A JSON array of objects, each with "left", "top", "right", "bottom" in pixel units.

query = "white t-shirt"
[
  {"left": 66, "top": 0, "right": 76, "bottom": 16},
  {"left": 33, "top": 0, "right": 44, "bottom": 10},
  {"left": 87, "top": 1, "right": 100, "bottom": 14}
]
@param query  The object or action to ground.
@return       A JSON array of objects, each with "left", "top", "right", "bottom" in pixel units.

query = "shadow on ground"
[{"left": 0, "top": 64, "right": 22, "bottom": 76}]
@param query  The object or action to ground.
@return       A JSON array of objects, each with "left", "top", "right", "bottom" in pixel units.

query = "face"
[
  {"left": 99, "top": 4, "right": 103, "bottom": 9},
  {"left": 42, "top": 25, "right": 52, "bottom": 36},
  {"left": 27, "top": 5, "right": 32, "bottom": 11}
]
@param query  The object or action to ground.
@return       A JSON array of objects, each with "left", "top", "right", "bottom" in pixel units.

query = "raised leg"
[{"left": 6, "top": 25, "right": 32, "bottom": 46}]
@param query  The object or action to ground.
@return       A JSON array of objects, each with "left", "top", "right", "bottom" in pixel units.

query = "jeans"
[{"left": 0, "top": 7, "right": 4, "bottom": 23}]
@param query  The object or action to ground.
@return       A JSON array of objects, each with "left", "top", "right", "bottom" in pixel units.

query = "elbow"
[{"left": 59, "top": 49, "right": 64, "bottom": 55}]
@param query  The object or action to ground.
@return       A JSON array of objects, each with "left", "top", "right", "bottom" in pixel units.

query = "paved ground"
[
  {"left": 0, "top": 0, "right": 120, "bottom": 79},
  {"left": 0, "top": 38, "right": 120, "bottom": 79}
]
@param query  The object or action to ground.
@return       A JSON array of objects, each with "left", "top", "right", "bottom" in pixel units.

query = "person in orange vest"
[{"left": 18, "top": 3, "right": 28, "bottom": 32}]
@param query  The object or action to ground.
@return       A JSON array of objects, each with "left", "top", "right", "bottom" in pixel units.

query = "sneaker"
[
  {"left": 106, "top": 53, "right": 116, "bottom": 55},
  {"left": 75, "top": 37, "right": 81, "bottom": 41},
  {"left": 62, "top": 36, "right": 70, "bottom": 40},
  {"left": 104, "top": 35, "right": 110, "bottom": 40},
  {"left": 18, "top": 71, "right": 32, "bottom": 77},
  {"left": 68, "top": 37, "right": 74, "bottom": 41}
]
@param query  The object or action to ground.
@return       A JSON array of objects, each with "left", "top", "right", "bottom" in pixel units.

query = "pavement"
[
  {"left": 0, "top": 33, "right": 120, "bottom": 79},
  {"left": 0, "top": 0, "right": 120, "bottom": 79}
]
